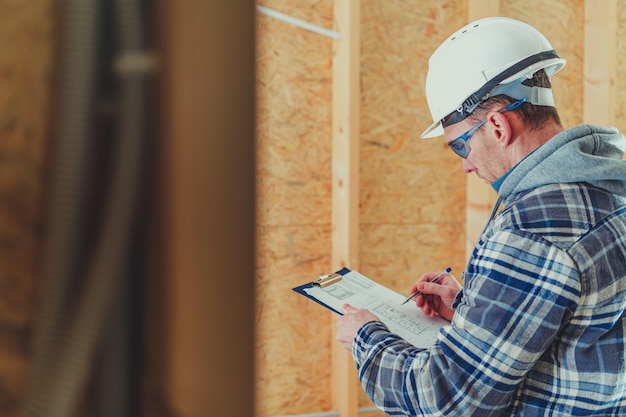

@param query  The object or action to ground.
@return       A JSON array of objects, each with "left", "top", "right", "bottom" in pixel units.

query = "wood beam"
[
  {"left": 158, "top": 2, "right": 256, "bottom": 416},
  {"left": 584, "top": 0, "right": 617, "bottom": 125},
  {"left": 331, "top": 0, "right": 360, "bottom": 416}
]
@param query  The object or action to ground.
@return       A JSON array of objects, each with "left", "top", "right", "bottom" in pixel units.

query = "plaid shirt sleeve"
[{"left": 352, "top": 228, "right": 581, "bottom": 416}]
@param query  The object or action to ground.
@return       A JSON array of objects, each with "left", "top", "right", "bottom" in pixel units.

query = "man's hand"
[
  {"left": 413, "top": 271, "right": 461, "bottom": 322},
  {"left": 335, "top": 304, "right": 380, "bottom": 351}
]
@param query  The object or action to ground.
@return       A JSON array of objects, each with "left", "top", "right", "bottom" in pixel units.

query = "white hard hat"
[{"left": 421, "top": 17, "right": 566, "bottom": 138}]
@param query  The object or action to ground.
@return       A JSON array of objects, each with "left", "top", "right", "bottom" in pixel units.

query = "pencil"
[{"left": 400, "top": 267, "right": 452, "bottom": 305}]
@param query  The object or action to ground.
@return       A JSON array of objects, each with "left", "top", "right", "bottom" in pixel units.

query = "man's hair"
[{"left": 467, "top": 69, "right": 562, "bottom": 130}]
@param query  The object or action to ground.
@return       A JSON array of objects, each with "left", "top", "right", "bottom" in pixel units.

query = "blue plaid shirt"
[{"left": 353, "top": 183, "right": 626, "bottom": 416}]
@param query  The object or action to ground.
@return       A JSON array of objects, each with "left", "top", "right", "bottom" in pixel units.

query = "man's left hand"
[{"left": 336, "top": 304, "right": 380, "bottom": 350}]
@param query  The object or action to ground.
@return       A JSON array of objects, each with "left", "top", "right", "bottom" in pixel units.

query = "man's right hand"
[{"left": 412, "top": 271, "right": 460, "bottom": 322}]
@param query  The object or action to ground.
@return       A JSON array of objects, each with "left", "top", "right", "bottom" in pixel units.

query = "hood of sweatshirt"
[{"left": 498, "top": 124, "right": 626, "bottom": 203}]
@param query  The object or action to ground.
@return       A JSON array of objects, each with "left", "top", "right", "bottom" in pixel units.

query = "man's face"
[{"left": 443, "top": 118, "right": 508, "bottom": 184}]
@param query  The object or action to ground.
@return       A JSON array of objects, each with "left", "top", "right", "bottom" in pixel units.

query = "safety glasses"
[{"left": 447, "top": 97, "right": 527, "bottom": 159}]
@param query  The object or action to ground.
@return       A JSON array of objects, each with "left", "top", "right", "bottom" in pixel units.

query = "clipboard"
[{"left": 292, "top": 267, "right": 448, "bottom": 348}]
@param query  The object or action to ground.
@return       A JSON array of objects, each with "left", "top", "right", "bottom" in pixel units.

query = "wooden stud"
[
  {"left": 331, "top": 0, "right": 360, "bottom": 416},
  {"left": 584, "top": 0, "right": 617, "bottom": 125},
  {"left": 158, "top": 2, "right": 256, "bottom": 416},
  {"left": 332, "top": 0, "right": 360, "bottom": 271},
  {"left": 468, "top": 0, "right": 500, "bottom": 19}
]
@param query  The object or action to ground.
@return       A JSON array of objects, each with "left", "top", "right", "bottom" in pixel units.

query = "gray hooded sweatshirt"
[{"left": 498, "top": 123, "right": 626, "bottom": 204}]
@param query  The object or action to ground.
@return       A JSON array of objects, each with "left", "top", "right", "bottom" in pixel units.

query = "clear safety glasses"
[{"left": 447, "top": 97, "right": 527, "bottom": 159}]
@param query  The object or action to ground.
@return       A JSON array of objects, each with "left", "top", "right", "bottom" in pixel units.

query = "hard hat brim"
[{"left": 421, "top": 121, "right": 443, "bottom": 138}]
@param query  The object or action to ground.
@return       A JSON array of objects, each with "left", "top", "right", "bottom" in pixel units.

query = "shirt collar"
[{"left": 491, "top": 169, "right": 511, "bottom": 192}]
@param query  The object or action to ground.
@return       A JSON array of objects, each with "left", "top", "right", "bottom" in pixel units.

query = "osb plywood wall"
[
  {"left": 255, "top": 1, "right": 623, "bottom": 416},
  {"left": 256, "top": 1, "right": 334, "bottom": 416},
  {"left": 0, "top": 1, "right": 55, "bottom": 416},
  {"left": 358, "top": 1, "right": 467, "bottom": 295},
  {"left": 618, "top": 1, "right": 626, "bottom": 131},
  {"left": 256, "top": 1, "right": 466, "bottom": 416}
]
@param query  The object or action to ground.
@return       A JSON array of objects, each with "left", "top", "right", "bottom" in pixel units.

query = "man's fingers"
[
  {"left": 418, "top": 281, "right": 445, "bottom": 297},
  {"left": 342, "top": 303, "right": 355, "bottom": 314}
]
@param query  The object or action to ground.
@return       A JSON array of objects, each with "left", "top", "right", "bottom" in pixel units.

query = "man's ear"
[{"left": 488, "top": 111, "right": 513, "bottom": 146}]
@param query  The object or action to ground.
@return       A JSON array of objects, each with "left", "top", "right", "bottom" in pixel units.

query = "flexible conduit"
[
  {"left": 25, "top": 0, "right": 149, "bottom": 415},
  {"left": 95, "top": 0, "right": 149, "bottom": 414},
  {"left": 25, "top": 0, "right": 100, "bottom": 415}
]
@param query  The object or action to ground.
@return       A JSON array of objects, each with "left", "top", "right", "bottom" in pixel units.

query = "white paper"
[{"left": 303, "top": 270, "right": 448, "bottom": 348}]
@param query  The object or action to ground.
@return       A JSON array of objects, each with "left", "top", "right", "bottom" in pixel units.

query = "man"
[{"left": 336, "top": 17, "right": 626, "bottom": 416}]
